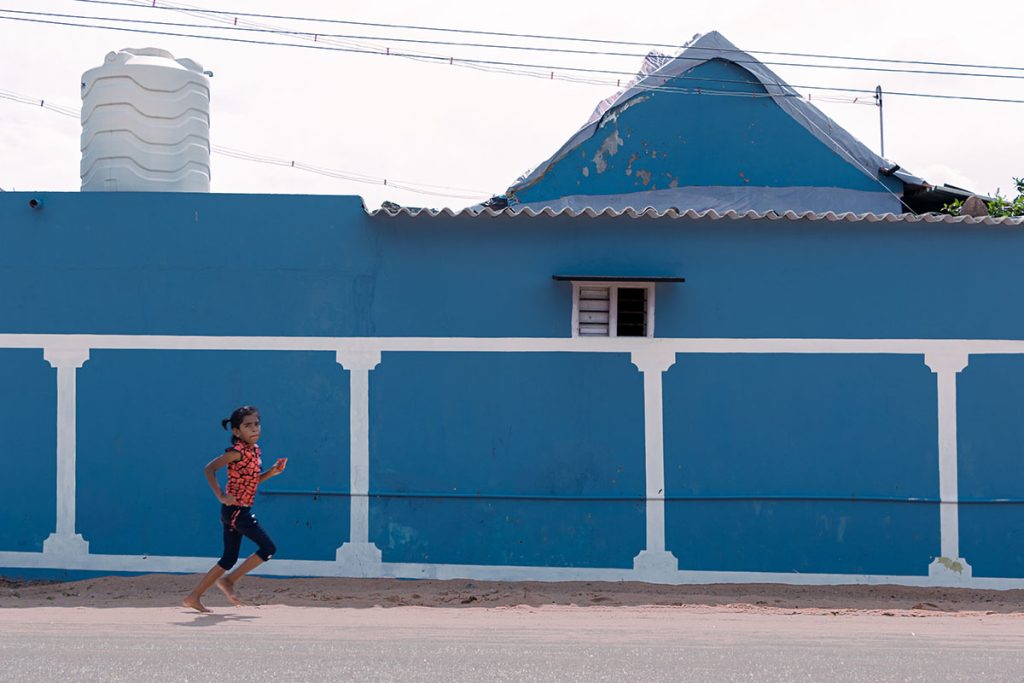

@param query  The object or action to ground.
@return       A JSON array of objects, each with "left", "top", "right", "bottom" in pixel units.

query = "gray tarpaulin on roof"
[{"left": 505, "top": 31, "right": 924, "bottom": 215}]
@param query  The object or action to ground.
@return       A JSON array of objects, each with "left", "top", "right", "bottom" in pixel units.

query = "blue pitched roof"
[{"left": 504, "top": 31, "right": 923, "bottom": 216}]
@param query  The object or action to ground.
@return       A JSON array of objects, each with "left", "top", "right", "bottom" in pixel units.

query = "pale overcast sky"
[{"left": 1, "top": 0, "right": 1021, "bottom": 208}]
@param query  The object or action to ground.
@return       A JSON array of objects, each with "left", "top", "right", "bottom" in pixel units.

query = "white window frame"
[{"left": 570, "top": 280, "right": 656, "bottom": 339}]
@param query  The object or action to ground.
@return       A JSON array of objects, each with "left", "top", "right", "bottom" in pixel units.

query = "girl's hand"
[
  {"left": 219, "top": 492, "right": 238, "bottom": 506},
  {"left": 271, "top": 458, "right": 288, "bottom": 474}
]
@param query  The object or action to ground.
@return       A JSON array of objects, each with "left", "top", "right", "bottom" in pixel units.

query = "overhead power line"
[
  {"left": 69, "top": 0, "right": 1024, "bottom": 75},
  {"left": 10, "top": 7, "right": 1024, "bottom": 82},
  {"left": 3, "top": 12, "right": 1024, "bottom": 106},
  {"left": 0, "top": 11, "right": 872, "bottom": 110},
  {"left": 0, "top": 88, "right": 79, "bottom": 117},
  {"left": 0, "top": 89, "right": 491, "bottom": 200},
  {"left": 0, "top": 11, "right": 856, "bottom": 101}
]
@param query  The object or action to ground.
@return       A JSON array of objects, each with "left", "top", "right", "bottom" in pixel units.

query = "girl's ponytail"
[{"left": 221, "top": 418, "right": 231, "bottom": 431}]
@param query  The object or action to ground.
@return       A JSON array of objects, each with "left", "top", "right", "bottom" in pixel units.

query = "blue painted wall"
[
  {"left": 663, "top": 354, "right": 938, "bottom": 575},
  {"left": 512, "top": 59, "right": 901, "bottom": 205},
  {"left": 2, "top": 191, "right": 1023, "bottom": 577},
  {"left": 957, "top": 356, "right": 1024, "bottom": 578},
  {"left": 369, "top": 352, "right": 645, "bottom": 567},
  {"left": 0, "top": 350, "right": 55, "bottom": 553},
  {"left": 5, "top": 193, "right": 1024, "bottom": 340},
  {"left": 75, "top": 350, "right": 349, "bottom": 561}
]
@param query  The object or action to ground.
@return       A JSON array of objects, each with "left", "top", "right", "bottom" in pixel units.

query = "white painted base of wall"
[
  {"left": 928, "top": 557, "right": 973, "bottom": 585},
  {"left": 1, "top": 549, "right": 1017, "bottom": 590},
  {"left": 42, "top": 533, "right": 88, "bottom": 558},
  {"left": 632, "top": 550, "right": 680, "bottom": 583},
  {"left": 335, "top": 542, "right": 383, "bottom": 577}
]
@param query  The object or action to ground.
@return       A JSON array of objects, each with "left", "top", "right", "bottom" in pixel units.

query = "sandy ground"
[{"left": 3, "top": 574, "right": 1024, "bottom": 616}]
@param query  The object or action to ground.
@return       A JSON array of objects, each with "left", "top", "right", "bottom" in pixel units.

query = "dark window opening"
[{"left": 616, "top": 287, "right": 647, "bottom": 337}]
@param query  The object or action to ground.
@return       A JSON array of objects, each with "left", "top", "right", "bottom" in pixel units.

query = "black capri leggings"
[{"left": 218, "top": 505, "right": 277, "bottom": 570}]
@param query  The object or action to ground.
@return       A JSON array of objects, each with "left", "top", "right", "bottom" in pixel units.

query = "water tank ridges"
[
  {"left": 80, "top": 158, "right": 212, "bottom": 193},
  {"left": 82, "top": 77, "right": 209, "bottom": 119},
  {"left": 81, "top": 117, "right": 210, "bottom": 152},
  {"left": 81, "top": 135, "right": 210, "bottom": 178},
  {"left": 81, "top": 48, "right": 211, "bottom": 192}
]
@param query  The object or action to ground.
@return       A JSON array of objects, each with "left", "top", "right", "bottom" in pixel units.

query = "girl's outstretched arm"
[
  {"left": 259, "top": 458, "right": 288, "bottom": 483},
  {"left": 204, "top": 451, "right": 241, "bottom": 505}
]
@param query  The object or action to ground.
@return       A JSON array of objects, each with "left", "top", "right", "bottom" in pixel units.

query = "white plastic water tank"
[{"left": 81, "top": 48, "right": 211, "bottom": 192}]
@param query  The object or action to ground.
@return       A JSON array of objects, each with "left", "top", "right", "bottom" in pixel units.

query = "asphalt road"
[{"left": 1, "top": 605, "right": 1022, "bottom": 682}]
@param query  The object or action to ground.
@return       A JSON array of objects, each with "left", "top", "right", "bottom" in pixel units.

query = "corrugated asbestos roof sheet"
[{"left": 370, "top": 206, "right": 1024, "bottom": 225}]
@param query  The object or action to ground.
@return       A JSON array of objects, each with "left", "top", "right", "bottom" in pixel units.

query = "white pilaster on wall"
[
  {"left": 924, "top": 351, "right": 973, "bottom": 582},
  {"left": 42, "top": 348, "right": 90, "bottom": 559},
  {"left": 334, "top": 349, "right": 383, "bottom": 575},
  {"left": 630, "top": 349, "right": 680, "bottom": 580}
]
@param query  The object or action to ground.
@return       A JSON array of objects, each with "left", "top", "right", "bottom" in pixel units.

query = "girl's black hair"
[{"left": 222, "top": 405, "right": 259, "bottom": 443}]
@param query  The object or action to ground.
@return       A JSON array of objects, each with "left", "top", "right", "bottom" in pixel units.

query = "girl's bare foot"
[
  {"left": 216, "top": 578, "right": 244, "bottom": 606},
  {"left": 182, "top": 595, "right": 210, "bottom": 613}
]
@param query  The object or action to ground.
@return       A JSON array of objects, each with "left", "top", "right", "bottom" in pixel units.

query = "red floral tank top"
[{"left": 226, "top": 442, "right": 262, "bottom": 507}]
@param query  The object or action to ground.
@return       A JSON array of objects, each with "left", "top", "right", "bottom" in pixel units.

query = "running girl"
[{"left": 183, "top": 406, "right": 287, "bottom": 613}]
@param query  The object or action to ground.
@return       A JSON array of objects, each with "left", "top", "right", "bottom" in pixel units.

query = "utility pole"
[{"left": 875, "top": 85, "right": 885, "bottom": 158}]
